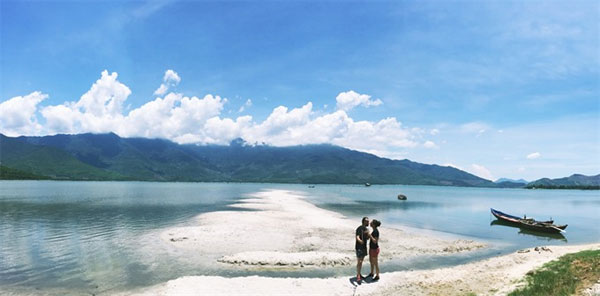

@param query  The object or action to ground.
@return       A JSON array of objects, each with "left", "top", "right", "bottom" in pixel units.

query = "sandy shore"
[
  {"left": 125, "top": 189, "right": 599, "bottom": 295},
  {"left": 128, "top": 243, "right": 600, "bottom": 296},
  {"left": 158, "top": 189, "right": 485, "bottom": 268}
]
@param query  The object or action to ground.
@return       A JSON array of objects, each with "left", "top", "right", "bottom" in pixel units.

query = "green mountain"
[
  {"left": 0, "top": 133, "right": 498, "bottom": 186},
  {"left": 0, "top": 165, "right": 50, "bottom": 180},
  {"left": 0, "top": 135, "right": 123, "bottom": 180},
  {"left": 526, "top": 174, "right": 600, "bottom": 189}
]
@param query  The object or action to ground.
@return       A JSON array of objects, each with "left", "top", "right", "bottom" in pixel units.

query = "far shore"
[{"left": 122, "top": 189, "right": 599, "bottom": 295}]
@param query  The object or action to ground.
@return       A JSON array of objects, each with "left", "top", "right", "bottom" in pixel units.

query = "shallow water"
[{"left": 0, "top": 181, "right": 598, "bottom": 294}]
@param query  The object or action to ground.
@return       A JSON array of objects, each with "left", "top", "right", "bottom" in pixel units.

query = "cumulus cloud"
[
  {"left": 470, "top": 164, "right": 494, "bottom": 180},
  {"left": 430, "top": 128, "right": 439, "bottom": 135},
  {"left": 526, "top": 152, "right": 541, "bottom": 159},
  {"left": 2, "top": 70, "right": 427, "bottom": 159},
  {"left": 41, "top": 70, "right": 131, "bottom": 134},
  {"left": 423, "top": 140, "right": 438, "bottom": 149},
  {"left": 0, "top": 91, "right": 47, "bottom": 136},
  {"left": 335, "top": 90, "right": 382, "bottom": 111},
  {"left": 153, "top": 69, "right": 181, "bottom": 96}
]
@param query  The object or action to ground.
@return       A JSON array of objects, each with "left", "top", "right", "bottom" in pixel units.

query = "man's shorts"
[
  {"left": 356, "top": 248, "right": 367, "bottom": 258},
  {"left": 369, "top": 247, "right": 380, "bottom": 257}
]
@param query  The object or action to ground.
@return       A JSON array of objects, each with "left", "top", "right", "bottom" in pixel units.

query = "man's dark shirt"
[
  {"left": 355, "top": 225, "right": 368, "bottom": 250},
  {"left": 369, "top": 228, "right": 379, "bottom": 249}
]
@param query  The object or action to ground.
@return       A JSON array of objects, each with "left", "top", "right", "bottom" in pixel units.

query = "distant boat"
[
  {"left": 490, "top": 208, "right": 567, "bottom": 234},
  {"left": 365, "top": 183, "right": 371, "bottom": 187}
]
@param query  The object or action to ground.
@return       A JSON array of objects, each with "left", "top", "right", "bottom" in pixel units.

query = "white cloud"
[
  {"left": 0, "top": 91, "right": 47, "bottom": 136},
  {"left": 444, "top": 163, "right": 464, "bottom": 170},
  {"left": 335, "top": 90, "right": 382, "bottom": 111},
  {"left": 526, "top": 152, "right": 541, "bottom": 159},
  {"left": 2, "top": 70, "right": 427, "bottom": 160},
  {"left": 423, "top": 140, "right": 438, "bottom": 149},
  {"left": 41, "top": 70, "right": 131, "bottom": 134},
  {"left": 430, "top": 128, "right": 439, "bottom": 135},
  {"left": 460, "top": 122, "right": 489, "bottom": 135},
  {"left": 153, "top": 69, "right": 181, "bottom": 96},
  {"left": 238, "top": 99, "right": 252, "bottom": 113},
  {"left": 470, "top": 164, "right": 494, "bottom": 180}
]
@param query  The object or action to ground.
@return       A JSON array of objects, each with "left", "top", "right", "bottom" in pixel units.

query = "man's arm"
[{"left": 356, "top": 235, "right": 363, "bottom": 244}]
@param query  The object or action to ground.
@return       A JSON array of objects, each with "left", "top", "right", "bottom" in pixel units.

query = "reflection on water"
[
  {"left": 321, "top": 200, "right": 440, "bottom": 214},
  {"left": 0, "top": 181, "right": 598, "bottom": 295},
  {"left": 0, "top": 181, "right": 264, "bottom": 294},
  {"left": 490, "top": 220, "right": 567, "bottom": 242},
  {"left": 307, "top": 184, "right": 598, "bottom": 248}
]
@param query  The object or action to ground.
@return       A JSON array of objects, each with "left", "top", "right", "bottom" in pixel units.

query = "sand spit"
[
  {"left": 128, "top": 244, "right": 600, "bottom": 296},
  {"left": 159, "top": 189, "right": 485, "bottom": 268},
  {"left": 123, "top": 190, "right": 600, "bottom": 295}
]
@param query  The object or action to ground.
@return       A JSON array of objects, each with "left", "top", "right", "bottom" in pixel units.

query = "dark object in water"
[
  {"left": 308, "top": 185, "right": 315, "bottom": 188},
  {"left": 490, "top": 208, "right": 567, "bottom": 234},
  {"left": 397, "top": 194, "right": 407, "bottom": 200},
  {"left": 365, "top": 183, "right": 371, "bottom": 187}
]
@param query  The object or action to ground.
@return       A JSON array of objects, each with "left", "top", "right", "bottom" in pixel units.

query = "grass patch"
[{"left": 509, "top": 249, "right": 600, "bottom": 296}]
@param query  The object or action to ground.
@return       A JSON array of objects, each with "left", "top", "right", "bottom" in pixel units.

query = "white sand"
[
  {"left": 125, "top": 189, "right": 599, "bottom": 296},
  {"left": 159, "top": 189, "right": 485, "bottom": 268}
]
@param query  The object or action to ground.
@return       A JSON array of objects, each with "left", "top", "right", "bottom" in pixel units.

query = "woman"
[{"left": 367, "top": 219, "right": 381, "bottom": 281}]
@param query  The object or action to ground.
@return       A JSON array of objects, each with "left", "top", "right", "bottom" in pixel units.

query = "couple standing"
[{"left": 355, "top": 216, "right": 381, "bottom": 283}]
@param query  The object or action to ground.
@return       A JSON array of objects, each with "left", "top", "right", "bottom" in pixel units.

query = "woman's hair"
[{"left": 372, "top": 219, "right": 381, "bottom": 227}]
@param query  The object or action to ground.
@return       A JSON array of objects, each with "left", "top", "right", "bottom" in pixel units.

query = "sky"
[{"left": 1, "top": 0, "right": 599, "bottom": 181}]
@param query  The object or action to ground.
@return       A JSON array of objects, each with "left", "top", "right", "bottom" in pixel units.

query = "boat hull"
[{"left": 490, "top": 208, "right": 567, "bottom": 234}]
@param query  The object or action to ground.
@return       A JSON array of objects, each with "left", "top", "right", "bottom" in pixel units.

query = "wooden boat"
[{"left": 490, "top": 208, "right": 567, "bottom": 233}]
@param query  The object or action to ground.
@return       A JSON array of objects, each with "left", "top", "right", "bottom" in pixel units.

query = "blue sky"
[{"left": 1, "top": 0, "right": 599, "bottom": 181}]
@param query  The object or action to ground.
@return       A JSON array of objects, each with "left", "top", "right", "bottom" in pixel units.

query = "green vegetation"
[
  {"left": 526, "top": 184, "right": 600, "bottom": 190},
  {"left": 0, "top": 135, "right": 125, "bottom": 180},
  {"left": 0, "top": 165, "right": 49, "bottom": 180},
  {"left": 3, "top": 133, "right": 595, "bottom": 187},
  {"left": 509, "top": 249, "right": 600, "bottom": 296},
  {"left": 527, "top": 174, "right": 600, "bottom": 190},
  {"left": 1, "top": 133, "right": 499, "bottom": 185}
]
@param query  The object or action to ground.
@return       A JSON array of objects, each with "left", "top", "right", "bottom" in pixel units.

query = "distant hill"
[
  {"left": 526, "top": 174, "right": 600, "bottom": 189},
  {"left": 493, "top": 178, "right": 527, "bottom": 188},
  {"left": 0, "top": 133, "right": 501, "bottom": 187},
  {"left": 495, "top": 178, "right": 528, "bottom": 184}
]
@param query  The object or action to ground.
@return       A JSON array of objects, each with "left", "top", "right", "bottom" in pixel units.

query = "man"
[{"left": 355, "top": 216, "right": 369, "bottom": 283}]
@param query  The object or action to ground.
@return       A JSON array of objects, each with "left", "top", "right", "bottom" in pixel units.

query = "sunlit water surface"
[{"left": 1, "top": 181, "right": 598, "bottom": 294}]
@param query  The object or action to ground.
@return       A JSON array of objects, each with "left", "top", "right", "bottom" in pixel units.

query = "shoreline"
[
  {"left": 123, "top": 189, "right": 599, "bottom": 295},
  {"left": 126, "top": 243, "right": 600, "bottom": 296},
  {"left": 156, "top": 189, "right": 486, "bottom": 269}
]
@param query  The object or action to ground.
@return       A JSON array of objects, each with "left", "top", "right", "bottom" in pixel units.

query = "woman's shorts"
[
  {"left": 356, "top": 248, "right": 367, "bottom": 258},
  {"left": 369, "top": 247, "right": 380, "bottom": 257}
]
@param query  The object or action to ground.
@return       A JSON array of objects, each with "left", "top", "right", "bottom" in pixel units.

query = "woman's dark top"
[
  {"left": 369, "top": 228, "right": 379, "bottom": 249},
  {"left": 355, "top": 225, "right": 368, "bottom": 250}
]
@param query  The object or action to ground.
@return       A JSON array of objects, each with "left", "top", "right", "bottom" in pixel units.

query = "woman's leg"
[
  {"left": 369, "top": 255, "right": 374, "bottom": 275},
  {"left": 375, "top": 251, "right": 380, "bottom": 277}
]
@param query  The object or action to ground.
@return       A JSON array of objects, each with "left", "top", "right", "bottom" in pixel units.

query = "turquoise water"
[{"left": 0, "top": 181, "right": 598, "bottom": 294}]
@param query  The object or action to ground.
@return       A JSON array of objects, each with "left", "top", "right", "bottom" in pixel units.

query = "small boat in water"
[{"left": 490, "top": 208, "right": 567, "bottom": 234}]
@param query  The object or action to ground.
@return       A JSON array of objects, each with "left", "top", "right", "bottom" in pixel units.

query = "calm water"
[{"left": 0, "top": 181, "right": 598, "bottom": 295}]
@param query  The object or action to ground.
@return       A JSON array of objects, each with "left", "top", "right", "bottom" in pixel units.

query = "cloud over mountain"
[{"left": 1, "top": 70, "right": 433, "bottom": 159}]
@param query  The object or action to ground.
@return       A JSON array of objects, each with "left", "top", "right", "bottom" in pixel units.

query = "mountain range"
[
  {"left": 526, "top": 174, "right": 600, "bottom": 189},
  {"left": 0, "top": 133, "right": 597, "bottom": 189}
]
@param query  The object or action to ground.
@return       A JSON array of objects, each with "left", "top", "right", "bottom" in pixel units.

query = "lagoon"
[{"left": 0, "top": 181, "right": 598, "bottom": 294}]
